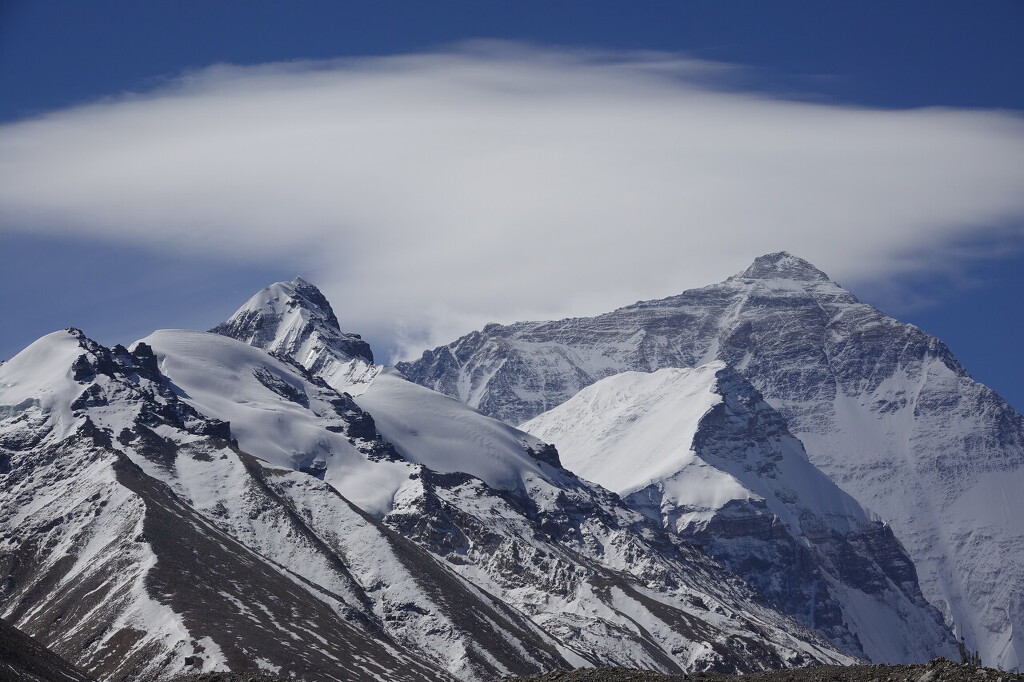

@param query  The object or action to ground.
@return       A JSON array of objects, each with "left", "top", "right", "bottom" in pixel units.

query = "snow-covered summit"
[
  {"left": 194, "top": 279, "right": 857, "bottom": 674},
  {"left": 732, "top": 251, "right": 833, "bottom": 283},
  {"left": 0, "top": 327, "right": 569, "bottom": 682},
  {"left": 211, "top": 277, "right": 377, "bottom": 392}
]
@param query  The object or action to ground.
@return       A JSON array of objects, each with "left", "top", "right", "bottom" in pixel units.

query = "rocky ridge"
[
  {"left": 211, "top": 277, "right": 378, "bottom": 392},
  {"left": 500, "top": 658, "right": 1022, "bottom": 682},
  {"left": 203, "top": 281, "right": 855, "bottom": 674},
  {"left": 0, "top": 329, "right": 559, "bottom": 681}
]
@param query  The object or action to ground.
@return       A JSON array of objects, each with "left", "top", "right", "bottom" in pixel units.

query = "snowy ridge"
[
  {"left": 523, "top": 364, "right": 955, "bottom": 663},
  {"left": 354, "top": 367, "right": 552, "bottom": 491},
  {"left": 141, "top": 329, "right": 410, "bottom": 516},
  {"left": 1, "top": 314, "right": 856, "bottom": 680}
]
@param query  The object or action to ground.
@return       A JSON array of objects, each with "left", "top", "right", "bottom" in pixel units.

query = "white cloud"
[{"left": 2, "top": 42, "right": 1023, "bottom": 360}]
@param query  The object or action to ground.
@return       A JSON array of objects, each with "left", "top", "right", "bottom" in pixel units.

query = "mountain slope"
[
  {"left": 398, "top": 251, "right": 1024, "bottom": 671},
  {"left": 0, "top": 616, "right": 95, "bottom": 682},
  {"left": 522, "top": 364, "right": 954, "bottom": 663}
]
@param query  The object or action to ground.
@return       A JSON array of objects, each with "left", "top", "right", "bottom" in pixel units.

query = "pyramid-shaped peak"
[
  {"left": 736, "top": 252, "right": 832, "bottom": 282},
  {"left": 212, "top": 277, "right": 373, "bottom": 366},
  {"left": 280, "top": 277, "right": 342, "bottom": 330}
]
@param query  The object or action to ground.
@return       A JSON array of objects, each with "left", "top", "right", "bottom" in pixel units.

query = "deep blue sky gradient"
[{"left": 1, "top": 1, "right": 1022, "bottom": 409}]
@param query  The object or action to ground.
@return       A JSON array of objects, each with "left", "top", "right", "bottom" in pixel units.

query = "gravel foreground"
[{"left": 168, "top": 659, "right": 1024, "bottom": 682}]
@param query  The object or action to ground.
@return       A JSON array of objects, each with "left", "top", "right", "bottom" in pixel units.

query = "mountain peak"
[
  {"left": 734, "top": 252, "right": 832, "bottom": 282},
  {"left": 212, "top": 278, "right": 375, "bottom": 374}
]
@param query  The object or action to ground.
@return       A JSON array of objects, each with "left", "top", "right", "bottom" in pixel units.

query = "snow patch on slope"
[
  {"left": 355, "top": 368, "right": 548, "bottom": 492},
  {"left": 140, "top": 329, "right": 410, "bottom": 515}
]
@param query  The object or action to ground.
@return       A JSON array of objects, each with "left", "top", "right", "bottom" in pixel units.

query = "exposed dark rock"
[
  {"left": 501, "top": 658, "right": 1024, "bottom": 682},
  {"left": 0, "top": 615, "right": 94, "bottom": 682},
  {"left": 252, "top": 366, "right": 309, "bottom": 407}
]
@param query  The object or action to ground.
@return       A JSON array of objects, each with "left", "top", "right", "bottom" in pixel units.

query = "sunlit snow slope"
[
  {"left": 523, "top": 364, "right": 954, "bottom": 663},
  {"left": 0, "top": 330, "right": 473, "bottom": 682}
]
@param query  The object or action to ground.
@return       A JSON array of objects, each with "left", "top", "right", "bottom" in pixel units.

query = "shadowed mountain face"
[
  {"left": 0, "top": 284, "right": 854, "bottom": 681},
  {"left": 0, "top": 617, "right": 95, "bottom": 682},
  {"left": 399, "top": 252, "right": 1024, "bottom": 671}
]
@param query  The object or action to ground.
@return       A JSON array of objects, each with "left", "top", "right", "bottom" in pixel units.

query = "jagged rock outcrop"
[
  {"left": 211, "top": 277, "right": 378, "bottom": 391},
  {"left": 0, "top": 329, "right": 561, "bottom": 682},
  {"left": 190, "top": 282, "right": 859, "bottom": 674}
]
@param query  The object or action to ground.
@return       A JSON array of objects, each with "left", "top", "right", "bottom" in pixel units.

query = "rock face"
[
  {"left": 523, "top": 364, "right": 955, "bottom": 663},
  {"left": 398, "top": 252, "right": 1024, "bottom": 671},
  {"left": 0, "top": 284, "right": 857, "bottom": 681}
]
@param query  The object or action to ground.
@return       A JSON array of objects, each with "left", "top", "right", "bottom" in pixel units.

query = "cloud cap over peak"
[{"left": 1, "top": 42, "right": 1023, "bottom": 360}]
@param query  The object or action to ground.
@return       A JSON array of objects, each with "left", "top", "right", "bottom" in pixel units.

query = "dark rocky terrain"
[
  {"left": 501, "top": 659, "right": 1023, "bottom": 682},
  {"left": 167, "top": 671, "right": 288, "bottom": 675},
  {"left": 163, "top": 659, "right": 1024, "bottom": 682},
  {"left": 0, "top": 617, "right": 94, "bottom": 682}
]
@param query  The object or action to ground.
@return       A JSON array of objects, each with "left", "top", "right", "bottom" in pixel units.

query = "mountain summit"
[
  {"left": 211, "top": 277, "right": 377, "bottom": 391},
  {"left": 733, "top": 251, "right": 833, "bottom": 283},
  {"left": 522, "top": 362, "right": 954, "bottom": 663}
]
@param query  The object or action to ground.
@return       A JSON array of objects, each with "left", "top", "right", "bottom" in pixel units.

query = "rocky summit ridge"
[
  {"left": 3, "top": 260, "right": 1020, "bottom": 679},
  {"left": 211, "top": 276, "right": 378, "bottom": 392},
  {"left": 733, "top": 251, "right": 835, "bottom": 283}
]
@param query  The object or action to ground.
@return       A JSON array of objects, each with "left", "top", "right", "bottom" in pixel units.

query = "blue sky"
[{"left": 1, "top": 1, "right": 1022, "bottom": 410}]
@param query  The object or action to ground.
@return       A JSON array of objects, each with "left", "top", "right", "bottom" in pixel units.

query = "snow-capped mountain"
[
  {"left": 399, "top": 252, "right": 1024, "bottom": 671},
  {"left": 0, "top": 280, "right": 857, "bottom": 682},
  {"left": 205, "top": 279, "right": 853, "bottom": 674},
  {"left": 522, "top": 363, "right": 955, "bottom": 663}
]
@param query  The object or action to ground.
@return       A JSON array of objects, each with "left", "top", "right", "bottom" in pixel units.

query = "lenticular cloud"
[{"left": 1, "top": 42, "right": 1023, "bottom": 356}]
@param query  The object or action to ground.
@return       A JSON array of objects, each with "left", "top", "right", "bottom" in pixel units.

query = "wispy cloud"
[{"left": 2, "top": 42, "right": 1023, "bottom": 359}]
